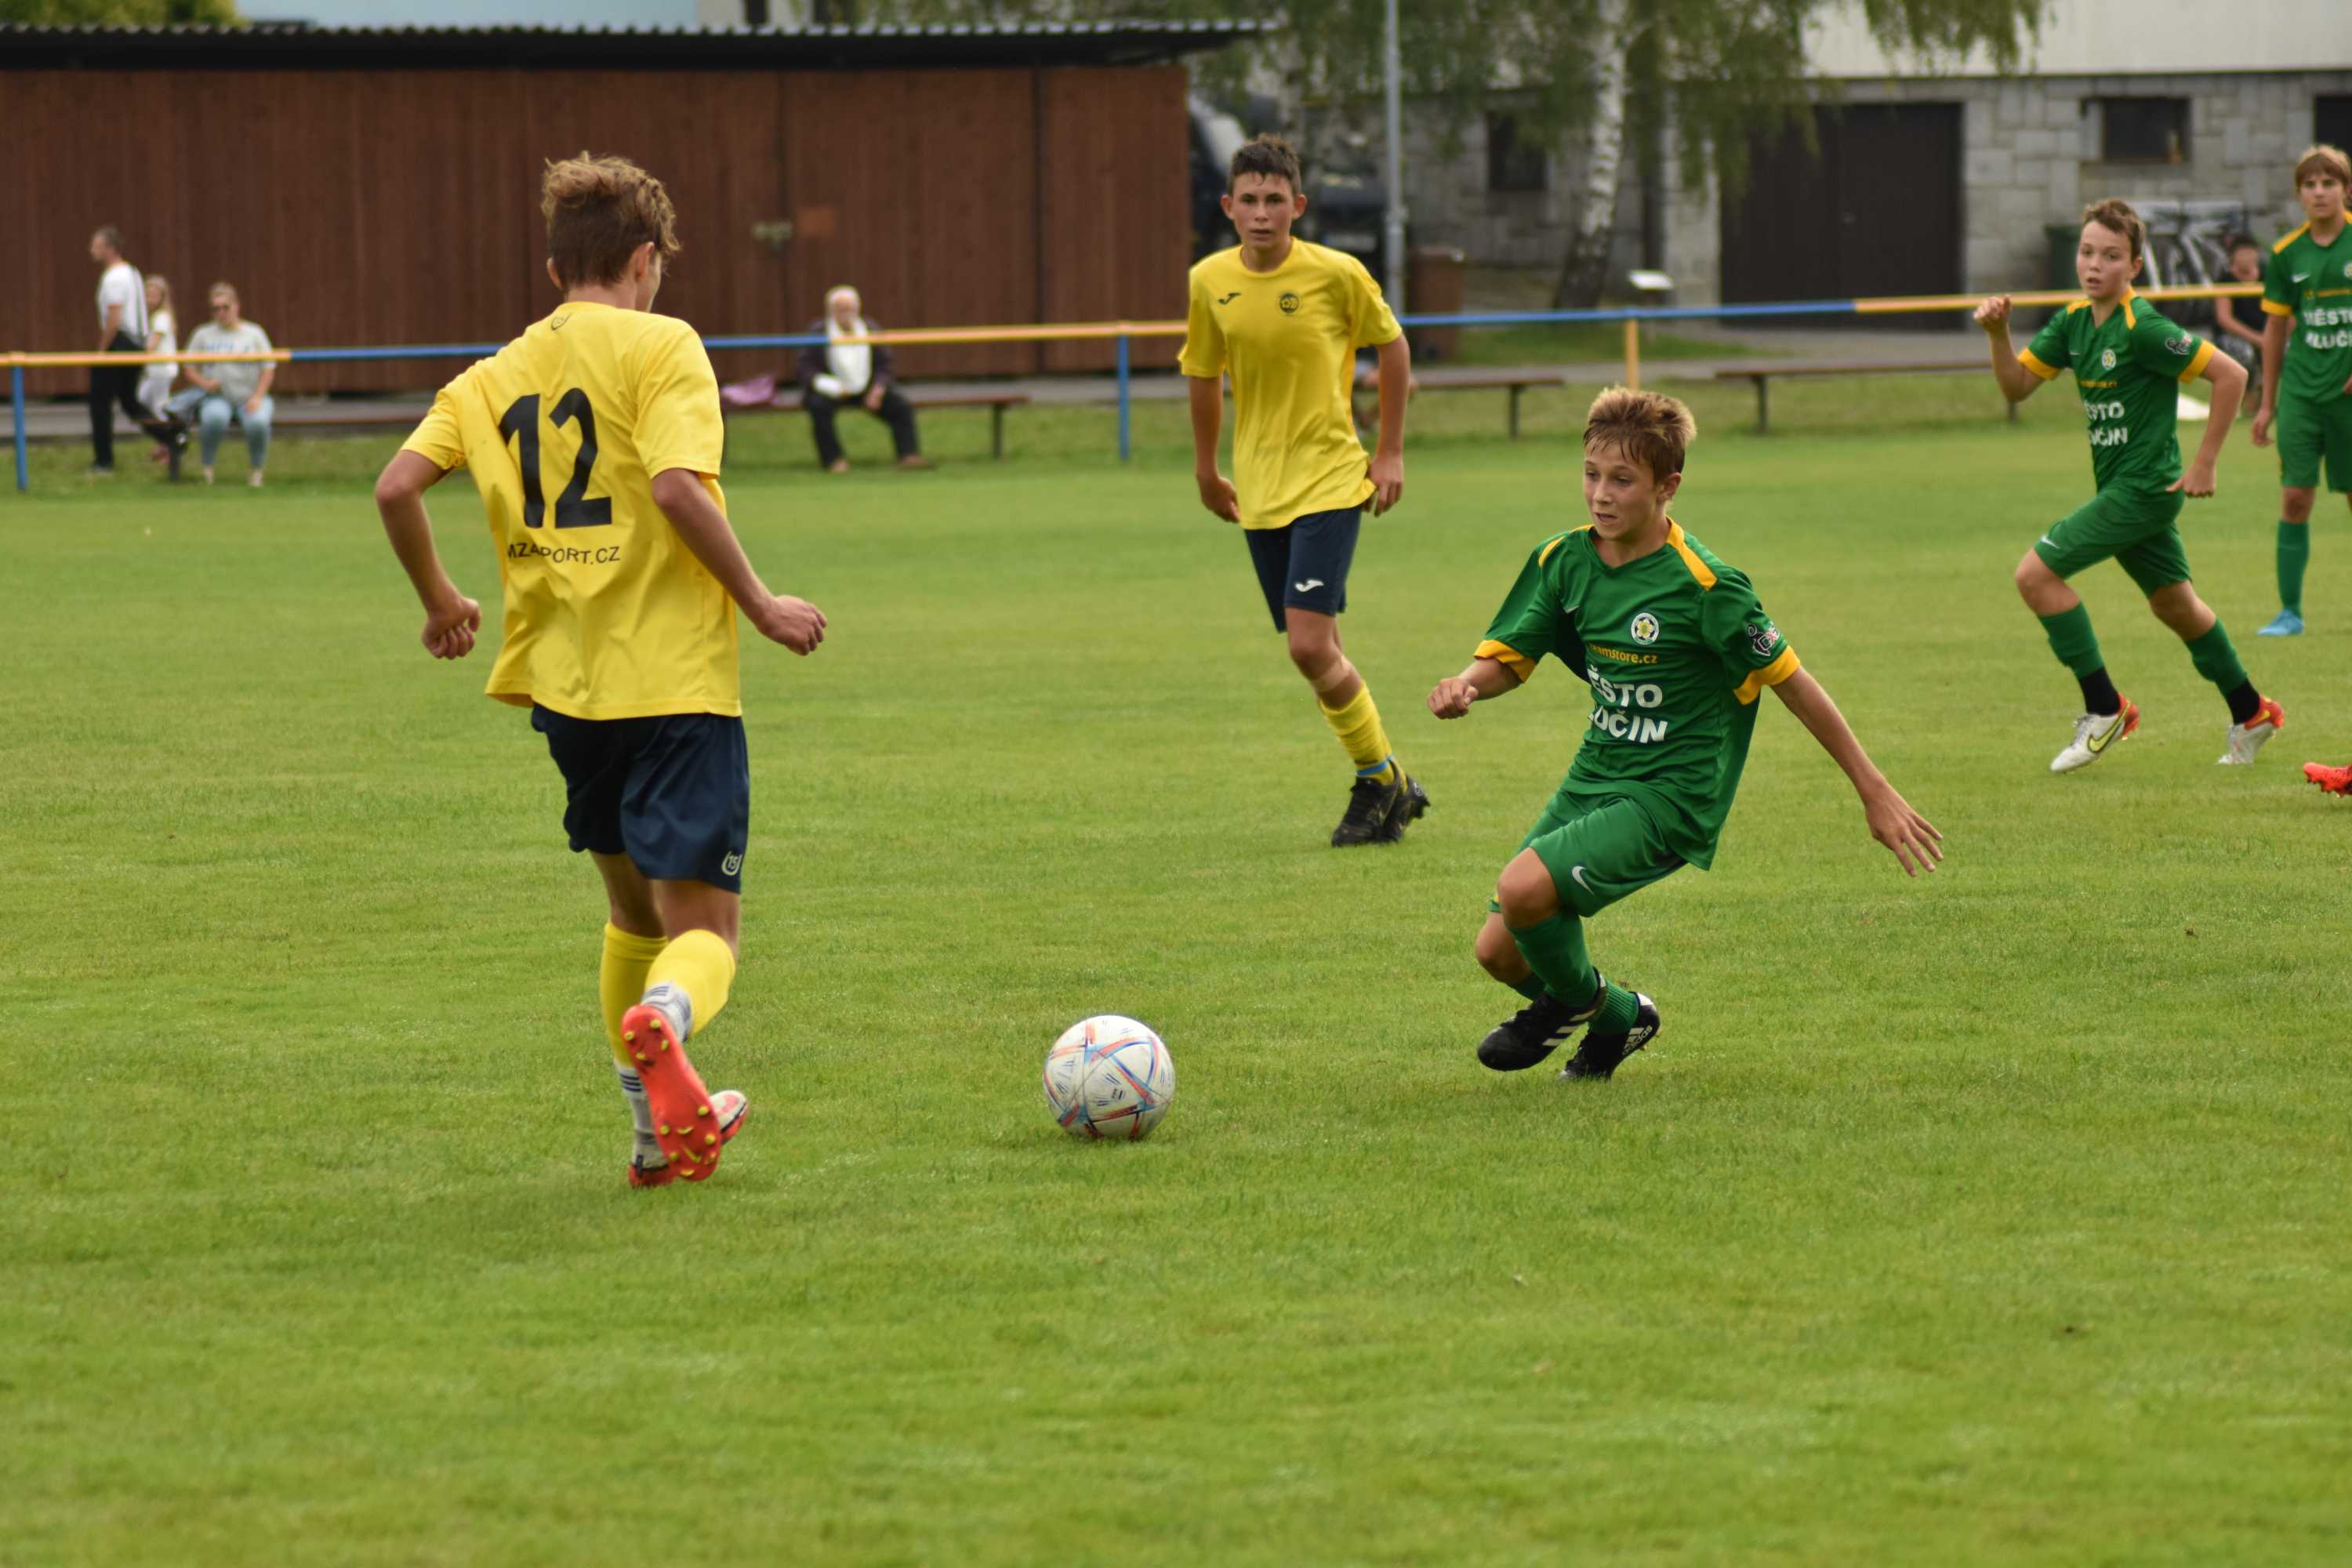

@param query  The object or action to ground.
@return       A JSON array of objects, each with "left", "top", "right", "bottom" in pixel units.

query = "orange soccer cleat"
[
  {"left": 2304, "top": 761, "right": 2352, "bottom": 797},
  {"left": 627, "top": 1088, "right": 749, "bottom": 1189},
  {"left": 618, "top": 996, "right": 732, "bottom": 1185}
]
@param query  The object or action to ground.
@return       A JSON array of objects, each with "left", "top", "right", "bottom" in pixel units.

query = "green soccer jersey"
[
  {"left": 2262, "top": 222, "right": 2352, "bottom": 405},
  {"left": 2020, "top": 290, "right": 2214, "bottom": 492},
  {"left": 1475, "top": 521, "right": 1801, "bottom": 869}
]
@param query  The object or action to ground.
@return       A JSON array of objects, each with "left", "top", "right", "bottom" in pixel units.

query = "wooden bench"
[
  {"left": 1713, "top": 361, "right": 2012, "bottom": 434},
  {"left": 1385, "top": 371, "right": 1567, "bottom": 440},
  {"left": 723, "top": 388, "right": 1029, "bottom": 459}
]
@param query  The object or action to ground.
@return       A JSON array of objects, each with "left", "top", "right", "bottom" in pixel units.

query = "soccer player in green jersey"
[
  {"left": 1976, "top": 198, "right": 2279, "bottom": 772},
  {"left": 1428, "top": 389, "right": 1941, "bottom": 1080},
  {"left": 2251, "top": 144, "right": 2352, "bottom": 637},
  {"left": 1181, "top": 134, "right": 1426, "bottom": 848}
]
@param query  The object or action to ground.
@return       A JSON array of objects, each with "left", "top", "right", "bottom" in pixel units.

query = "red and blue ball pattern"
[{"left": 1043, "top": 1015, "right": 1174, "bottom": 1142}]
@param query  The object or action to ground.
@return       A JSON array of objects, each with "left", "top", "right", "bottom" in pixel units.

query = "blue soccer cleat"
[{"left": 2258, "top": 609, "right": 2305, "bottom": 637}]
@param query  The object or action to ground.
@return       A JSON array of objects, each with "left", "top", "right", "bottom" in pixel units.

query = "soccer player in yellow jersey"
[
  {"left": 372, "top": 154, "right": 827, "bottom": 1189},
  {"left": 1182, "top": 134, "right": 1426, "bottom": 847}
]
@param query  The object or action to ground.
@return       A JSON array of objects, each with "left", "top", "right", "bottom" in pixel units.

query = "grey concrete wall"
[
  {"left": 1842, "top": 69, "right": 2351, "bottom": 291},
  {"left": 1393, "top": 105, "right": 1646, "bottom": 284},
  {"left": 1374, "top": 67, "right": 2344, "bottom": 308}
]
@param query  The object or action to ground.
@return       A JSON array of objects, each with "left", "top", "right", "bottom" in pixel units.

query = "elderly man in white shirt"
[
  {"left": 793, "top": 285, "right": 927, "bottom": 474},
  {"left": 166, "top": 281, "right": 278, "bottom": 487}
]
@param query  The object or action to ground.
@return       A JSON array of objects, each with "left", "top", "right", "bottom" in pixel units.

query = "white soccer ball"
[{"left": 1042, "top": 1014, "right": 1175, "bottom": 1141}]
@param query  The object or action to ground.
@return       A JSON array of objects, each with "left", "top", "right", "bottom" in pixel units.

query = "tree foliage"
[
  {"left": 0, "top": 0, "right": 238, "bottom": 22},
  {"left": 866, "top": 0, "right": 2039, "bottom": 205}
]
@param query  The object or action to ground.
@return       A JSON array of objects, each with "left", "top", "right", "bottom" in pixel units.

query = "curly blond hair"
[{"left": 541, "top": 152, "right": 682, "bottom": 289}]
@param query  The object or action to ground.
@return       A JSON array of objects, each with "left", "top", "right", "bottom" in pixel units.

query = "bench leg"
[
  {"left": 1755, "top": 376, "right": 1769, "bottom": 436},
  {"left": 993, "top": 404, "right": 1004, "bottom": 459},
  {"left": 1509, "top": 385, "right": 1522, "bottom": 441}
]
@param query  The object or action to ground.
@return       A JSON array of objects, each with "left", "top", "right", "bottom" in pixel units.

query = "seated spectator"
[
  {"left": 139, "top": 275, "right": 180, "bottom": 464},
  {"left": 795, "top": 285, "right": 927, "bottom": 474},
  {"left": 2212, "top": 233, "right": 2267, "bottom": 410},
  {"left": 168, "top": 281, "right": 276, "bottom": 487}
]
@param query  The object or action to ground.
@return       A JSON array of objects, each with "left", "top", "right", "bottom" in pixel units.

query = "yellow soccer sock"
[
  {"left": 644, "top": 928, "right": 737, "bottom": 1041},
  {"left": 600, "top": 924, "right": 667, "bottom": 1069},
  {"left": 1319, "top": 683, "right": 1398, "bottom": 786}
]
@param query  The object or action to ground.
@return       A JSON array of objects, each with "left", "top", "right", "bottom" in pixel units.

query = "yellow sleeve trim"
[
  {"left": 1663, "top": 521, "right": 1718, "bottom": 590},
  {"left": 2017, "top": 348, "right": 2060, "bottom": 381},
  {"left": 1536, "top": 528, "right": 1586, "bottom": 567},
  {"left": 1733, "top": 646, "right": 1801, "bottom": 706},
  {"left": 1475, "top": 640, "right": 1535, "bottom": 683},
  {"left": 2260, "top": 299, "right": 2293, "bottom": 317},
  {"left": 2179, "top": 339, "right": 2216, "bottom": 384},
  {"left": 2274, "top": 223, "right": 2310, "bottom": 254}
]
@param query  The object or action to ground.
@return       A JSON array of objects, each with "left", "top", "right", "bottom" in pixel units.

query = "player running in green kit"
[
  {"left": 1428, "top": 389, "right": 1942, "bottom": 1080},
  {"left": 2251, "top": 144, "right": 2352, "bottom": 637},
  {"left": 1976, "top": 198, "right": 2281, "bottom": 772}
]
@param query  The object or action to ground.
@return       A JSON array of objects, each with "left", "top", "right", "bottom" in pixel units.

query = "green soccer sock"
[
  {"left": 1507, "top": 973, "right": 1546, "bottom": 1003},
  {"left": 2038, "top": 604, "right": 2106, "bottom": 678},
  {"left": 2185, "top": 621, "right": 2249, "bottom": 693},
  {"left": 2277, "top": 521, "right": 2310, "bottom": 615},
  {"left": 1508, "top": 913, "right": 1597, "bottom": 1004},
  {"left": 1507, "top": 913, "right": 1642, "bottom": 1031}
]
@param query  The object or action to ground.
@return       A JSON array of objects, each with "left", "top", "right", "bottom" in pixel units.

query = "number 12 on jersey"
[{"left": 499, "top": 390, "right": 613, "bottom": 528}]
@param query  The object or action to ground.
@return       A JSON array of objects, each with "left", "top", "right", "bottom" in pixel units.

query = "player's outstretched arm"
[
  {"left": 1188, "top": 376, "right": 1240, "bottom": 522},
  {"left": 1428, "top": 657, "right": 1521, "bottom": 719},
  {"left": 1368, "top": 335, "right": 1410, "bottom": 516},
  {"left": 374, "top": 450, "right": 479, "bottom": 661},
  {"left": 2172, "top": 347, "right": 2246, "bottom": 498},
  {"left": 1769, "top": 669, "right": 1943, "bottom": 877},
  {"left": 648, "top": 468, "right": 826, "bottom": 655},
  {"left": 1973, "top": 296, "right": 2041, "bottom": 404}
]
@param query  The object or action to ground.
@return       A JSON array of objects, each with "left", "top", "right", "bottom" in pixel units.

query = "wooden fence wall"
[{"left": 2, "top": 63, "right": 1189, "bottom": 396}]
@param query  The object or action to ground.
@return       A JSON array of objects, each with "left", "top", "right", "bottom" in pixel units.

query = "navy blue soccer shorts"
[
  {"left": 1243, "top": 506, "right": 1363, "bottom": 632},
  {"left": 530, "top": 706, "right": 750, "bottom": 894}
]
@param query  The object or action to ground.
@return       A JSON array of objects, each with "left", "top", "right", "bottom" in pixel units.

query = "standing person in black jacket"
[{"left": 794, "top": 285, "right": 927, "bottom": 474}]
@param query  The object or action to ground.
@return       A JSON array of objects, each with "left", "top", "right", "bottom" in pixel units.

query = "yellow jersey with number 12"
[
  {"left": 400, "top": 299, "right": 740, "bottom": 720},
  {"left": 1179, "top": 239, "right": 1403, "bottom": 530}
]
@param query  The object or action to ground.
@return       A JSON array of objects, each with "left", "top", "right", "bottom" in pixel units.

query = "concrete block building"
[{"left": 1401, "top": 0, "right": 2350, "bottom": 312}]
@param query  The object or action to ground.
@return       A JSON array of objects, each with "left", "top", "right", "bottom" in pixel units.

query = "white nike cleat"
[
  {"left": 2217, "top": 697, "right": 2286, "bottom": 765},
  {"left": 2050, "top": 698, "right": 2139, "bottom": 773}
]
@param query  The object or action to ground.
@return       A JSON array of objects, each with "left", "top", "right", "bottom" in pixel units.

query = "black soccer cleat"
[
  {"left": 1331, "top": 774, "right": 1399, "bottom": 846},
  {"left": 1560, "top": 993, "right": 1661, "bottom": 1081},
  {"left": 1380, "top": 775, "right": 1429, "bottom": 842},
  {"left": 1477, "top": 989, "right": 1584, "bottom": 1071}
]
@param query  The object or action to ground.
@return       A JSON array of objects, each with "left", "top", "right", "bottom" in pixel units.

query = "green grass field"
[{"left": 8, "top": 378, "right": 2350, "bottom": 1564}]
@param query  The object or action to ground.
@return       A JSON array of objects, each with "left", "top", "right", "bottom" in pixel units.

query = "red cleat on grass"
[
  {"left": 619, "top": 1000, "right": 733, "bottom": 1185},
  {"left": 627, "top": 1088, "right": 748, "bottom": 1189},
  {"left": 2304, "top": 761, "right": 2352, "bottom": 797}
]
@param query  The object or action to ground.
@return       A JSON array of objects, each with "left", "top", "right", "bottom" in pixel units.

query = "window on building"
[
  {"left": 2317, "top": 96, "right": 2352, "bottom": 156},
  {"left": 2100, "top": 98, "right": 2189, "bottom": 163},
  {"left": 1487, "top": 114, "right": 1549, "bottom": 193}
]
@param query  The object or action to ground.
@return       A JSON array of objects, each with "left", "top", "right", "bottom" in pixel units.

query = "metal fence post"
[
  {"left": 1116, "top": 331, "right": 1131, "bottom": 464},
  {"left": 12, "top": 361, "right": 27, "bottom": 493}
]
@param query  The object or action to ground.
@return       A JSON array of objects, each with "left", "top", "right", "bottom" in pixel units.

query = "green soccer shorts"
[
  {"left": 2032, "top": 485, "right": 2191, "bottom": 596},
  {"left": 1490, "top": 791, "right": 1686, "bottom": 921},
  {"left": 2277, "top": 392, "right": 2352, "bottom": 494}
]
